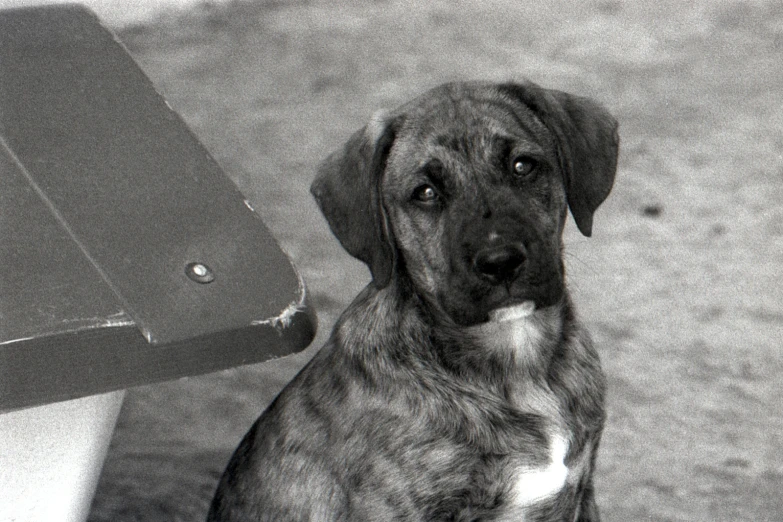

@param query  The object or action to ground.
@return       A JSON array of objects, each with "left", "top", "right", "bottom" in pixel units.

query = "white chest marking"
[{"left": 510, "top": 434, "right": 569, "bottom": 506}]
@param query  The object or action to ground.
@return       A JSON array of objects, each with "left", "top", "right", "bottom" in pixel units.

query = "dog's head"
[{"left": 312, "top": 81, "right": 618, "bottom": 326}]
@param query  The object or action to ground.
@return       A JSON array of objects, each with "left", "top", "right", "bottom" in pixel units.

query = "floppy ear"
[
  {"left": 497, "top": 81, "right": 619, "bottom": 237},
  {"left": 310, "top": 112, "right": 399, "bottom": 287}
]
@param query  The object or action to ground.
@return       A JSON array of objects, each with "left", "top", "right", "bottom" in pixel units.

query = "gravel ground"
[{"left": 88, "top": 1, "right": 783, "bottom": 520}]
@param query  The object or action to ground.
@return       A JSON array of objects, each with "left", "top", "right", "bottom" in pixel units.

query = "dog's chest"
[
  {"left": 466, "top": 311, "right": 591, "bottom": 518},
  {"left": 509, "top": 433, "right": 569, "bottom": 505},
  {"left": 500, "top": 431, "right": 590, "bottom": 521}
]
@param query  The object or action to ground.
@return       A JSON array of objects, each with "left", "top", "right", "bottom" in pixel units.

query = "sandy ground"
[
  {"left": 0, "top": 0, "right": 211, "bottom": 25},
  {"left": 87, "top": 1, "right": 783, "bottom": 520}
]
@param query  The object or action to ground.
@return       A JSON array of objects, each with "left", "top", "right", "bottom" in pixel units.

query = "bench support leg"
[{"left": 0, "top": 390, "right": 125, "bottom": 522}]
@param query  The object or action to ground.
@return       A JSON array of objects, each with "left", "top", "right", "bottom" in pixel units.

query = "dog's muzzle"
[
  {"left": 443, "top": 208, "right": 564, "bottom": 325},
  {"left": 472, "top": 242, "right": 527, "bottom": 286}
]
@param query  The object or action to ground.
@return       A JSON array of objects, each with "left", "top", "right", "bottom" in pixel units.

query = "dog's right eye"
[
  {"left": 511, "top": 156, "right": 538, "bottom": 179},
  {"left": 412, "top": 184, "right": 440, "bottom": 205}
]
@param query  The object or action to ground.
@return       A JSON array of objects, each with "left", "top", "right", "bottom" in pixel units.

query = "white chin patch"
[{"left": 488, "top": 301, "right": 536, "bottom": 323}]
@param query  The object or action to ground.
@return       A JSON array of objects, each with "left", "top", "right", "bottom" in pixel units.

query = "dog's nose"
[{"left": 473, "top": 243, "right": 527, "bottom": 285}]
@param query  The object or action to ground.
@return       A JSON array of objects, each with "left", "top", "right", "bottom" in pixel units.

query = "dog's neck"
[
  {"left": 335, "top": 281, "right": 603, "bottom": 456},
  {"left": 337, "top": 279, "right": 567, "bottom": 392},
  {"left": 437, "top": 302, "right": 567, "bottom": 400},
  {"left": 465, "top": 304, "right": 565, "bottom": 372}
]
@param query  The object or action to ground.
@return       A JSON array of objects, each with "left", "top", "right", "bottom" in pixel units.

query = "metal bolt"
[{"left": 185, "top": 262, "right": 215, "bottom": 284}]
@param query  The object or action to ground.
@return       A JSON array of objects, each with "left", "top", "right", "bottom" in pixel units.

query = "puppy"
[{"left": 208, "top": 80, "right": 618, "bottom": 521}]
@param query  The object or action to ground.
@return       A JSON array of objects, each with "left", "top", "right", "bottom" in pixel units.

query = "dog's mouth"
[
  {"left": 437, "top": 278, "right": 562, "bottom": 327},
  {"left": 487, "top": 300, "right": 536, "bottom": 323}
]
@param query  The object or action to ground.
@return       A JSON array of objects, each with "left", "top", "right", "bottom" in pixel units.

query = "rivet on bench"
[{"left": 185, "top": 262, "right": 215, "bottom": 284}]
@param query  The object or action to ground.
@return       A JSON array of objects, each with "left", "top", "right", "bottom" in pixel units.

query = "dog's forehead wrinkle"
[
  {"left": 428, "top": 131, "right": 507, "bottom": 162},
  {"left": 460, "top": 94, "right": 549, "bottom": 146}
]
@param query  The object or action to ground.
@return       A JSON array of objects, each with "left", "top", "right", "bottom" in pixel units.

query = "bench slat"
[{"left": 0, "top": 5, "right": 315, "bottom": 410}]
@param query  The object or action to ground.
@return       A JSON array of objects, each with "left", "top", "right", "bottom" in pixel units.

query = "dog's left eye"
[
  {"left": 511, "top": 156, "right": 537, "bottom": 179},
  {"left": 412, "top": 184, "right": 439, "bottom": 204}
]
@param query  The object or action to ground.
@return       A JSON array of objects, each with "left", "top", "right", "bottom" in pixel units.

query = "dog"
[{"left": 207, "top": 80, "right": 618, "bottom": 521}]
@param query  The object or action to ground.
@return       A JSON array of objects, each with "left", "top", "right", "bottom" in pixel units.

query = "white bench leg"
[{"left": 0, "top": 391, "right": 125, "bottom": 522}]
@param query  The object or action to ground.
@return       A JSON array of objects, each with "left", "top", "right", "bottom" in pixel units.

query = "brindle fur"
[{"left": 208, "top": 81, "right": 619, "bottom": 522}]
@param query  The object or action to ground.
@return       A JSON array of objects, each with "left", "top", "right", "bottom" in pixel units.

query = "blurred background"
[
  {"left": 0, "top": 0, "right": 207, "bottom": 25},
  {"left": 5, "top": 0, "right": 782, "bottom": 520}
]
